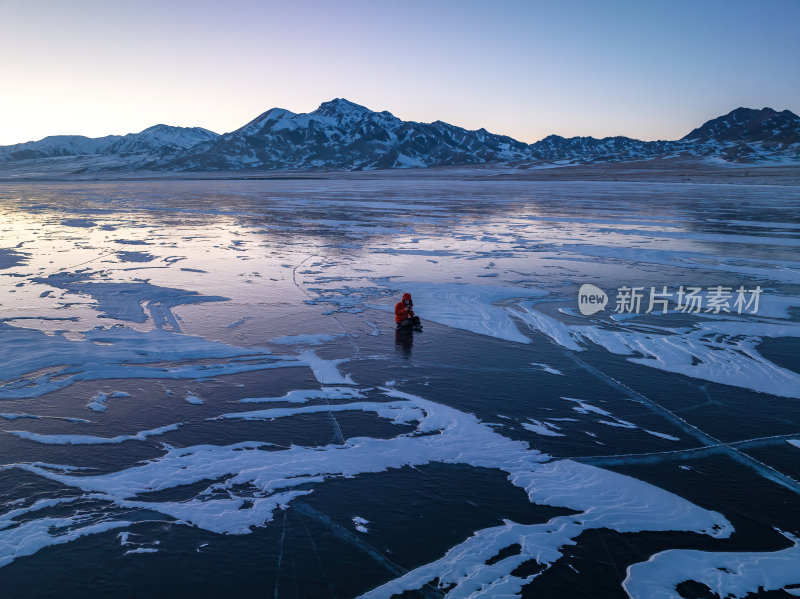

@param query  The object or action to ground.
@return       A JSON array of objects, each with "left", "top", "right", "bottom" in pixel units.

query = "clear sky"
[{"left": 1, "top": 0, "right": 798, "bottom": 146}]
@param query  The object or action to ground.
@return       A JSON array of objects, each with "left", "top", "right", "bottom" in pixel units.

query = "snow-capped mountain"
[
  {"left": 682, "top": 107, "right": 800, "bottom": 145},
  {"left": 0, "top": 103, "right": 797, "bottom": 172},
  {"left": 524, "top": 107, "right": 800, "bottom": 164},
  {"left": 0, "top": 134, "right": 122, "bottom": 163},
  {"left": 527, "top": 135, "right": 680, "bottom": 163},
  {"left": 0, "top": 125, "right": 219, "bottom": 164},
  {"left": 679, "top": 107, "right": 800, "bottom": 161},
  {"left": 103, "top": 124, "right": 219, "bottom": 155},
  {"left": 169, "top": 98, "right": 533, "bottom": 170}
]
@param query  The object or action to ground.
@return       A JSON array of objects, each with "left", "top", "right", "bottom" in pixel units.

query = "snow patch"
[
  {"left": 521, "top": 419, "right": 565, "bottom": 437},
  {"left": 624, "top": 534, "right": 800, "bottom": 599},
  {"left": 185, "top": 392, "right": 203, "bottom": 405}
]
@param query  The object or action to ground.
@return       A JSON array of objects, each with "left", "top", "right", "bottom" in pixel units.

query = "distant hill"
[{"left": 0, "top": 125, "right": 219, "bottom": 165}]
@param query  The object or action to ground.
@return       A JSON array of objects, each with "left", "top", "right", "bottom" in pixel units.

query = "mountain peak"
[
  {"left": 312, "top": 98, "right": 371, "bottom": 117},
  {"left": 235, "top": 107, "right": 297, "bottom": 136},
  {"left": 137, "top": 123, "right": 218, "bottom": 137},
  {"left": 140, "top": 124, "right": 172, "bottom": 134},
  {"left": 681, "top": 107, "right": 800, "bottom": 142}
]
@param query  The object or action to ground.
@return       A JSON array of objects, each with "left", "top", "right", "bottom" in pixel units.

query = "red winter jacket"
[{"left": 395, "top": 292, "right": 415, "bottom": 323}]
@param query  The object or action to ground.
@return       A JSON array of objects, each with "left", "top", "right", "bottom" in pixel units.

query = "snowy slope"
[{"left": 103, "top": 125, "right": 219, "bottom": 155}]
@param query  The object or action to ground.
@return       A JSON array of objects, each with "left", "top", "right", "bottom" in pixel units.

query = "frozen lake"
[{"left": 0, "top": 177, "right": 799, "bottom": 598}]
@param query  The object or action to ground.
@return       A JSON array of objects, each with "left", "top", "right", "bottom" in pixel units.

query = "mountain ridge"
[{"left": 1, "top": 103, "right": 798, "bottom": 171}]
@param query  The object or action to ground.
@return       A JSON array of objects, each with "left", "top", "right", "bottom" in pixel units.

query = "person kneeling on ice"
[{"left": 395, "top": 292, "right": 422, "bottom": 329}]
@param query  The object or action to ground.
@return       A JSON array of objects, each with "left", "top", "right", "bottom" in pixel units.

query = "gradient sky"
[{"left": 1, "top": 0, "right": 798, "bottom": 146}]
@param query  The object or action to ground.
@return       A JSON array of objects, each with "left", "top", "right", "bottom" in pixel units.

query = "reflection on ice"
[{"left": 0, "top": 324, "right": 287, "bottom": 399}]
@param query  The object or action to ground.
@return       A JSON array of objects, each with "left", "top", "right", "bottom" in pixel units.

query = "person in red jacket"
[{"left": 395, "top": 292, "right": 422, "bottom": 329}]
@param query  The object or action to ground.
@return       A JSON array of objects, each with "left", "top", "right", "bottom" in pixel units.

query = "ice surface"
[
  {"left": 2, "top": 388, "right": 730, "bottom": 578},
  {"left": 269, "top": 333, "right": 342, "bottom": 345},
  {"left": 508, "top": 304, "right": 584, "bottom": 350},
  {"left": 122, "top": 491, "right": 310, "bottom": 535},
  {"left": 358, "top": 432, "right": 731, "bottom": 598},
  {"left": 0, "top": 324, "right": 290, "bottom": 400},
  {"left": 513, "top": 303, "right": 800, "bottom": 398},
  {"left": 373, "top": 283, "right": 547, "bottom": 343},
  {"left": 32, "top": 274, "right": 229, "bottom": 331},
  {"left": 1, "top": 178, "right": 798, "bottom": 596},
  {"left": 0, "top": 493, "right": 131, "bottom": 568}
]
